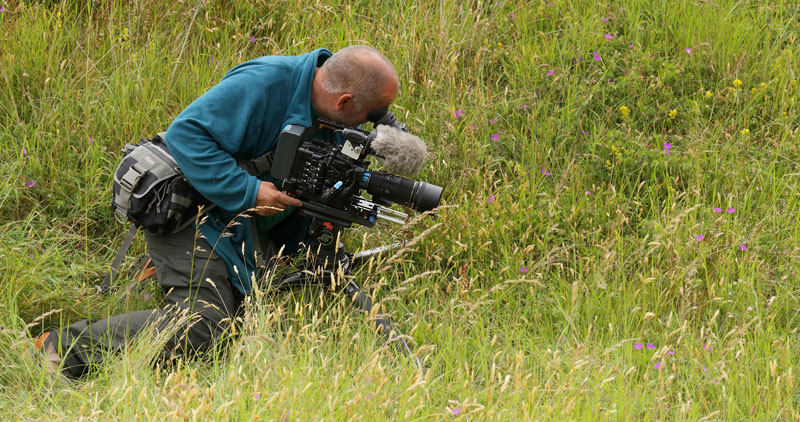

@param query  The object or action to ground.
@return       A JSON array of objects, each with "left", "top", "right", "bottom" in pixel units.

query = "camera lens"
[{"left": 364, "top": 172, "right": 443, "bottom": 212}]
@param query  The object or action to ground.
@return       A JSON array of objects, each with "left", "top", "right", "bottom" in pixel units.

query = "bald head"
[{"left": 319, "top": 46, "right": 399, "bottom": 110}]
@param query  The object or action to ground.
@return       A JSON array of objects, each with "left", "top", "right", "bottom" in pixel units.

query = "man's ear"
[{"left": 335, "top": 93, "right": 354, "bottom": 111}]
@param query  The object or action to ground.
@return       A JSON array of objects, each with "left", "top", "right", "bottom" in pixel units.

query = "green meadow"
[{"left": 1, "top": 0, "right": 799, "bottom": 420}]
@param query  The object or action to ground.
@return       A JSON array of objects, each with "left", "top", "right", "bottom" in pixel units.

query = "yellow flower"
[
  {"left": 668, "top": 109, "right": 677, "bottom": 119},
  {"left": 741, "top": 128, "right": 750, "bottom": 135},
  {"left": 618, "top": 105, "right": 630, "bottom": 119},
  {"left": 733, "top": 79, "right": 743, "bottom": 89},
  {"left": 705, "top": 91, "right": 713, "bottom": 99},
  {"left": 750, "top": 88, "right": 757, "bottom": 94},
  {"left": 760, "top": 82, "right": 766, "bottom": 89},
  {"left": 483, "top": 39, "right": 489, "bottom": 46},
  {"left": 497, "top": 42, "right": 503, "bottom": 48}
]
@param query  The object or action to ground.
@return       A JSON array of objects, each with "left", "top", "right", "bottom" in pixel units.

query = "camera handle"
[{"left": 266, "top": 217, "right": 425, "bottom": 371}]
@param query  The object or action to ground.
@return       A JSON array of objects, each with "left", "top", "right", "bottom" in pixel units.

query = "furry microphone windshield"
[{"left": 370, "top": 125, "right": 428, "bottom": 176}]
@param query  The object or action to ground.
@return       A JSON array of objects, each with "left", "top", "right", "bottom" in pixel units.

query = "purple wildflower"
[
  {"left": 663, "top": 143, "right": 672, "bottom": 154},
  {"left": 685, "top": 47, "right": 692, "bottom": 53},
  {"left": 520, "top": 103, "right": 527, "bottom": 109},
  {"left": 249, "top": 36, "right": 255, "bottom": 43},
  {"left": 541, "top": 168, "right": 550, "bottom": 175},
  {"left": 489, "top": 118, "right": 496, "bottom": 124},
  {"left": 471, "top": 124, "right": 477, "bottom": 130},
  {"left": 145, "top": 293, "right": 152, "bottom": 300},
  {"left": 593, "top": 51, "right": 601, "bottom": 61},
  {"left": 604, "top": 33, "right": 613, "bottom": 40},
  {"left": 0, "top": 6, "right": 5, "bottom": 13},
  {"left": 585, "top": 190, "right": 590, "bottom": 195},
  {"left": 454, "top": 109, "right": 464, "bottom": 118},
  {"left": 509, "top": 13, "right": 516, "bottom": 18},
  {"left": 365, "top": 393, "right": 372, "bottom": 402},
  {"left": 452, "top": 408, "right": 463, "bottom": 416},
  {"left": 22, "top": 147, "right": 27, "bottom": 156},
  {"left": 490, "top": 133, "right": 499, "bottom": 142},
  {"left": 520, "top": 266, "right": 528, "bottom": 273},
  {"left": 488, "top": 194, "right": 495, "bottom": 204},
  {"left": 547, "top": 70, "right": 554, "bottom": 76},
  {"left": 27, "top": 180, "right": 35, "bottom": 188},
  {"left": 654, "top": 362, "right": 662, "bottom": 369},
  {"left": 714, "top": 207, "right": 722, "bottom": 213},
  {"left": 704, "top": 344, "right": 712, "bottom": 351},
  {"left": 628, "top": 44, "right": 634, "bottom": 48},
  {"left": 634, "top": 343, "right": 643, "bottom": 350},
  {"left": 695, "top": 234, "right": 704, "bottom": 242},
  {"left": 255, "top": 393, "right": 261, "bottom": 399},
  {"left": 602, "top": 17, "right": 609, "bottom": 22},
  {"left": 727, "top": 208, "right": 735, "bottom": 213},
  {"left": 668, "top": 350, "right": 675, "bottom": 355},
  {"left": 739, "top": 244, "right": 748, "bottom": 251},
  {"left": 646, "top": 343, "right": 655, "bottom": 349}
]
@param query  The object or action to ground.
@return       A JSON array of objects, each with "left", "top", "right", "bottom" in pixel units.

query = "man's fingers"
[{"left": 276, "top": 192, "right": 303, "bottom": 207}]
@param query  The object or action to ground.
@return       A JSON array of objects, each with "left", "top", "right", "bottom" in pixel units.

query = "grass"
[{"left": 1, "top": 0, "right": 799, "bottom": 420}]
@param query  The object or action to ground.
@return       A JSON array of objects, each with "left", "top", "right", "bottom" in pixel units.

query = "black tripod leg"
[{"left": 342, "top": 279, "right": 425, "bottom": 371}]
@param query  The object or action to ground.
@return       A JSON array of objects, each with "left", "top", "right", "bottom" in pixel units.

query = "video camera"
[{"left": 270, "top": 109, "right": 443, "bottom": 228}]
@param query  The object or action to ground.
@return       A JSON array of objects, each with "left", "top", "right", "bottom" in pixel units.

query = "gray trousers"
[{"left": 46, "top": 225, "right": 243, "bottom": 379}]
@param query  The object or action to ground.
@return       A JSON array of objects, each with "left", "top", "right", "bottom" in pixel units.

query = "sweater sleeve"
[{"left": 164, "top": 71, "right": 279, "bottom": 213}]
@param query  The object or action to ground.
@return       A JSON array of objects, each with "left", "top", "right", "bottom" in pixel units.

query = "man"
[{"left": 37, "top": 46, "right": 400, "bottom": 379}]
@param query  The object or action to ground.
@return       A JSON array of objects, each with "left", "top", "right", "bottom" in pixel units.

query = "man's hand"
[{"left": 254, "top": 181, "right": 303, "bottom": 216}]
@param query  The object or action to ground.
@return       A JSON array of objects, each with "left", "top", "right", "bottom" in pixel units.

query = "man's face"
[{"left": 328, "top": 83, "right": 398, "bottom": 127}]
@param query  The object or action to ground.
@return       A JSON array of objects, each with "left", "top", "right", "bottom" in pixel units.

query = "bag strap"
[{"left": 97, "top": 224, "right": 140, "bottom": 294}]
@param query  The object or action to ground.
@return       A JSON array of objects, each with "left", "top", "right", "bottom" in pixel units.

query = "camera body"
[{"left": 271, "top": 115, "right": 442, "bottom": 228}]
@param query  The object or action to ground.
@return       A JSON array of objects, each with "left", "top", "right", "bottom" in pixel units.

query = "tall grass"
[{"left": 1, "top": 0, "right": 799, "bottom": 420}]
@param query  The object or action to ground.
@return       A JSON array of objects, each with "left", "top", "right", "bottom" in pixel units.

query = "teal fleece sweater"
[{"left": 164, "top": 49, "right": 332, "bottom": 294}]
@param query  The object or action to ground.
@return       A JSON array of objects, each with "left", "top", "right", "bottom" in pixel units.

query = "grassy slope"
[{"left": 1, "top": 0, "right": 799, "bottom": 420}]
